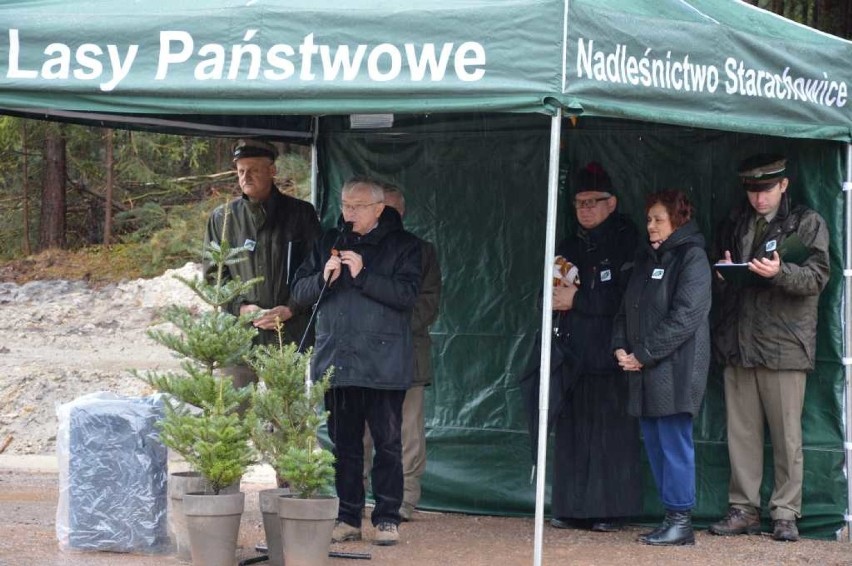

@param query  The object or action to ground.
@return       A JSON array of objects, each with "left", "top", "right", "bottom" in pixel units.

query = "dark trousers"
[
  {"left": 640, "top": 413, "right": 695, "bottom": 512},
  {"left": 326, "top": 386, "right": 405, "bottom": 527}
]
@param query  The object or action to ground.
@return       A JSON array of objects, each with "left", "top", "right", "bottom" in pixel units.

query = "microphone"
[
  {"left": 327, "top": 221, "right": 353, "bottom": 281},
  {"left": 332, "top": 221, "right": 354, "bottom": 252}
]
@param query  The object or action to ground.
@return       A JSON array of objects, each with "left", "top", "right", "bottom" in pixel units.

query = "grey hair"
[
  {"left": 342, "top": 175, "right": 384, "bottom": 202},
  {"left": 380, "top": 182, "right": 405, "bottom": 209}
]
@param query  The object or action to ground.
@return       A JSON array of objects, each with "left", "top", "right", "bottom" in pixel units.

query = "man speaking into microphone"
[{"left": 291, "top": 176, "right": 421, "bottom": 546}]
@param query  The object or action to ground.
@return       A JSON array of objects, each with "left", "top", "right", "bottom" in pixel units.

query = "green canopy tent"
[
  {"left": 1, "top": 1, "right": 851, "bottom": 557},
  {"left": 551, "top": 1, "right": 852, "bottom": 557}
]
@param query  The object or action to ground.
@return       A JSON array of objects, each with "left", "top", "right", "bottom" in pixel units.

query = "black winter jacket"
[
  {"left": 556, "top": 213, "right": 638, "bottom": 375},
  {"left": 291, "top": 207, "right": 422, "bottom": 390},
  {"left": 203, "top": 187, "right": 321, "bottom": 346},
  {"left": 612, "top": 220, "right": 712, "bottom": 418}
]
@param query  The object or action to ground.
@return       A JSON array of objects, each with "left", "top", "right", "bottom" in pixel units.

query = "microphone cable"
[{"left": 297, "top": 222, "right": 353, "bottom": 352}]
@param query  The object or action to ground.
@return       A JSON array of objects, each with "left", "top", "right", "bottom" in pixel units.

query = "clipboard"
[
  {"left": 717, "top": 234, "right": 811, "bottom": 286},
  {"left": 713, "top": 263, "right": 765, "bottom": 286}
]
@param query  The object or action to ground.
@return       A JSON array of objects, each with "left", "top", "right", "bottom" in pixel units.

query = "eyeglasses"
[
  {"left": 342, "top": 201, "right": 382, "bottom": 213},
  {"left": 573, "top": 196, "right": 612, "bottom": 209}
]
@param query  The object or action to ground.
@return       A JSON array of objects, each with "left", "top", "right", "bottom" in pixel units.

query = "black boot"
[
  {"left": 638, "top": 515, "right": 671, "bottom": 543},
  {"left": 643, "top": 511, "right": 694, "bottom": 546}
]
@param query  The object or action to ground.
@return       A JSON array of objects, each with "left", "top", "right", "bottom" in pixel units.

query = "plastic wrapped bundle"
[
  {"left": 553, "top": 256, "right": 580, "bottom": 286},
  {"left": 56, "top": 392, "right": 169, "bottom": 554}
]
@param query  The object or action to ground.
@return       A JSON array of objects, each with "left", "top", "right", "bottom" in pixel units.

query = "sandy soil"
[
  {"left": 1, "top": 266, "right": 851, "bottom": 564},
  {"left": 0, "top": 263, "right": 204, "bottom": 456}
]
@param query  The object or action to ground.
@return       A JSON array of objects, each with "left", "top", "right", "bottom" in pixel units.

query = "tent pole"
[
  {"left": 844, "top": 142, "right": 852, "bottom": 542},
  {"left": 534, "top": 109, "right": 563, "bottom": 566}
]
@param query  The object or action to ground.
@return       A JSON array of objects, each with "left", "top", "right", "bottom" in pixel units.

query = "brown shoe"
[
  {"left": 708, "top": 507, "right": 761, "bottom": 536},
  {"left": 373, "top": 522, "right": 399, "bottom": 546},
  {"left": 772, "top": 519, "right": 799, "bottom": 542},
  {"left": 332, "top": 520, "right": 362, "bottom": 542}
]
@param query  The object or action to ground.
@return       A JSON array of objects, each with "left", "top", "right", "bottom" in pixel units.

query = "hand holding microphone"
[
  {"left": 322, "top": 221, "right": 354, "bottom": 285},
  {"left": 339, "top": 250, "right": 364, "bottom": 278},
  {"left": 323, "top": 253, "right": 343, "bottom": 284},
  {"left": 299, "top": 221, "right": 354, "bottom": 352}
]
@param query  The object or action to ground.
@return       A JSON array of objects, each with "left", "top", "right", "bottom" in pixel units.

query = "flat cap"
[
  {"left": 738, "top": 153, "right": 787, "bottom": 190},
  {"left": 233, "top": 139, "right": 277, "bottom": 162}
]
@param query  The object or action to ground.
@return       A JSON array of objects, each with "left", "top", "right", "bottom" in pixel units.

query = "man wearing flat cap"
[
  {"left": 203, "top": 139, "right": 321, "bottom": 387},
  {"left": 709, "top": 153, "right": 830, "bottom": 542}
]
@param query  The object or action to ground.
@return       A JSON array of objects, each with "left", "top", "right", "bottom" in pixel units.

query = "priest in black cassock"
[{"left": 548, "top": 162, "right": 643, "bottom": 532}]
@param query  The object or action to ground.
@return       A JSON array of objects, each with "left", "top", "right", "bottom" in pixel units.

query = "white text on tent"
[{"left": 155, "top": 31, "right": 487, "bottom": 84}]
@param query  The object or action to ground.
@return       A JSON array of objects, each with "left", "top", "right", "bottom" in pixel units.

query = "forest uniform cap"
[
  {"left": 576, "top": 162, "right": 615, "bottom": 196},
  {"left": 738, "top": 153, "right": 787, "bottom": 191},
  {"left": 233, "top": 139, "right": 278, "bottom": 162}
]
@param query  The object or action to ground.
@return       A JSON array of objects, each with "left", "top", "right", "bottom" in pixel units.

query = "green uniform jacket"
[
  {"left": 411, "top": 240, "right": 441, "bottom": 387},
  {"left": 712, "top": 193, "right": 830, "bottom": 371},
  {"left": 203, "top": 186, "right": 321, "bottom": 347}
]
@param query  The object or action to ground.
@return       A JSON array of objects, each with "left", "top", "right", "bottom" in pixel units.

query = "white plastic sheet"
[{"left": 55, "top": 392, "right": 169, "bottom": 553}]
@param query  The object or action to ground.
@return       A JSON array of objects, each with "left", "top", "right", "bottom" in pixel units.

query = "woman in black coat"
[{"left": 612, "top": 190, "right": 711, "bottom": 546}]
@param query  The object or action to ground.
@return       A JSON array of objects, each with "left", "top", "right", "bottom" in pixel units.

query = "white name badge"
[
  {"left": 765, "top": 239, "right": 777, "bottom": 252},
  {"left": 651, "top": 268, "right": 665, "bottom": 280},
  {"left": 600, "top": 269, "right": 612, "bottom": 282},
  {"left": 244, "top": 239, "right": 256, "bottom": 251}
]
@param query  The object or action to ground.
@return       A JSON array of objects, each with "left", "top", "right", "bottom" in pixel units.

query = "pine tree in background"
[{"left": 136, "top": 207, "right": 262, "bottom": 494}]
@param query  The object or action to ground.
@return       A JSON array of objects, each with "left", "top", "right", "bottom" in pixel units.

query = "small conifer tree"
[
  {"left": 137, "top": 208, "right": 261, "bottom": 494},
  {"left": 250, "top": 327, "right": 335, "bottom": 499}
]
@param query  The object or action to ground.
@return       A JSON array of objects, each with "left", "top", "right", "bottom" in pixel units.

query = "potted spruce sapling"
[
  {"left": 136, "top": 209, "right": 262, "bottom": 564},
  {"left": 158, "top": 386, "right": 256, "bottom": 566},
  {"left": 250, "top": 326, "right": 336, "bottom": 566}
]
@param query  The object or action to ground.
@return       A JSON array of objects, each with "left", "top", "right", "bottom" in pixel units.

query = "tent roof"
[
  {"left": 0, "top": 0, "right": 560, "bottom": 116},
  {"left": 561, "top": 0, "right": 852, "bottom": 141},
  {"left": 0, "top": 0, "right": 850, "bottom": 140}
]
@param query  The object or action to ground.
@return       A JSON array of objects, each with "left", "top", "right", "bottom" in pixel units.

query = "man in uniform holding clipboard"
[{"left": 709, "top": 154, "right": 830, "bottom": 542}]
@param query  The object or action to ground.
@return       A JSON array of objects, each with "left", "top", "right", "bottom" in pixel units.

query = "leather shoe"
[
  {"left": 772, "top": 519, "right": 799, "bottom": 542},
  {"left": 638, "top": 523, "right": 666, "bottom": 543},
  {"left": 591, "top": 520, "right": 622, "bottom": 532},
  {"left": 550, "top": 517, "right": 586, "bottom": 529},
  {"left": 642, "top": 511, "right": 694, "bottom": 546},
  {"left": 708, "top": 507, "right": 761, "bottom": 536},
  {"left": 373, "top": 521, "right": 399, "bottom": 546},
  {"left": 332, "top": 520, "right": 362, "bottom": 542}
]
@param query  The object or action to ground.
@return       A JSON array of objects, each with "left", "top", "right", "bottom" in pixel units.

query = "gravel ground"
[{"left": 2, "top": 467, "right": 851, "bottom": 566}]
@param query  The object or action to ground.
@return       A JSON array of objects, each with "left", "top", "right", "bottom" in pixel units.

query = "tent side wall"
[
  {"left": 317, "top": 114, "right": 553, "bottom": 516},
  {"left": 316, "top": 113, "right": 846, "bottom": 538}
]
